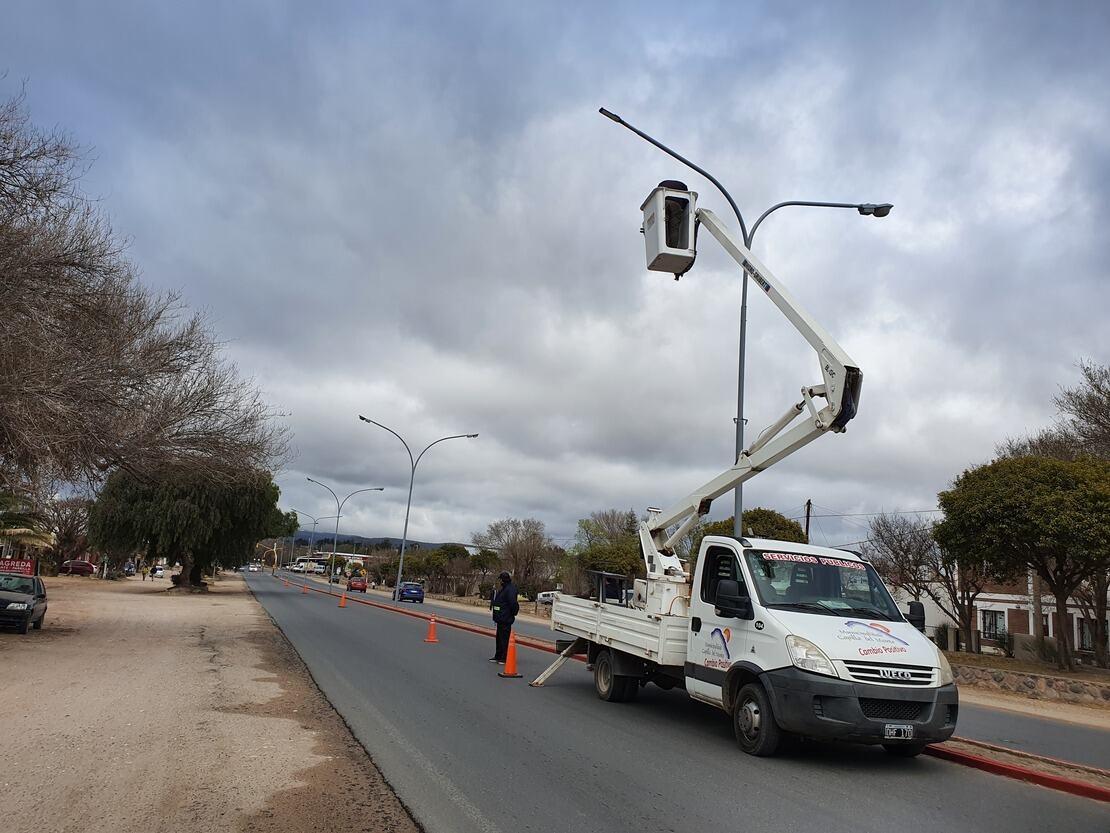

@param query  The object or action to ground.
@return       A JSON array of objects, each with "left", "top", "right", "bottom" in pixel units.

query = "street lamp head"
[
  {"left": 857, "top": 203, "right": 893, "bottom": 218},
  {"left": 466, "top": 434, "right": 479, "bottom": 438}
]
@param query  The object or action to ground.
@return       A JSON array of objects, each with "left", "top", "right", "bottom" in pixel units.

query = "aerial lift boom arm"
[{"left": 642, "top": 208, "right": 862, "bottom": 577}]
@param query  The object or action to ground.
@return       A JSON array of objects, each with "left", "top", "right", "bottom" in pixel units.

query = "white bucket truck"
[{"left": 536, "top": 165, "right": 957, "bottom": 758}]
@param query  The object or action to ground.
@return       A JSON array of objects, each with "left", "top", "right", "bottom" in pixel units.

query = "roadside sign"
[{"left": 0, "top": 558, "right": 36, "bottom": 576}]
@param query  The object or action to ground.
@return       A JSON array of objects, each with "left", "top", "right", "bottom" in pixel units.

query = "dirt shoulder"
[
  {"left": 0, "top": 574, "right": 418, "bottom": 833},
  {"left": 946, "top": 650, "right": 1110, "bottom": 685}
]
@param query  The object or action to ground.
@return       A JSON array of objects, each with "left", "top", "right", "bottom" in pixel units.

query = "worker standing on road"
[
  {"left": 141, "top": 563, "right": 148, "bottom": 581},
  {"left": 489, "top": 571, "right": 519, "bottom": 664}
]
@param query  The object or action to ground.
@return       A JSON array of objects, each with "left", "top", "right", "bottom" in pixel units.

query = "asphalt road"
[
  {"left": 300, "top": 574, "right": 1110, "bottom": 770},
  {"left": 245, "top": 574, "right": 1108, "bottom": 833},
  {"left": 957, "top": 702, "right": 1110, "bottom": 770}
]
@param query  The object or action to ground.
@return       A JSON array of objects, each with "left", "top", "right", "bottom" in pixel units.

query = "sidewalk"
[{"left": 0, "top": 574, "right": 418, "bottom": 833}]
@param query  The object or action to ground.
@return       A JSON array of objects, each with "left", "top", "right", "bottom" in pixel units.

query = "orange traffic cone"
[
  {"left": 301, "top": 582, "right": 308, "bottom": 594},
  {"left": 498, "top": 632, "right": 522, "bottom": 678},
  {"left": 282, "top": 578, "right": 289, "bottom": 587},
  {"left": 338, "top": 592, "right": 347, "bottom": 608},
  {"left": 423, "top": 615, "right": 439, "bottom": 643}
]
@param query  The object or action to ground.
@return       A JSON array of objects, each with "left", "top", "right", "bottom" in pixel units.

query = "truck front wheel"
[{"left": 733, "top": 683, "right": 782, "bottom": 756}]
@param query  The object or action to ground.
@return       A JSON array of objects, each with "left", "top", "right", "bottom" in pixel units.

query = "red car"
[
  {"left": 346, "top": 576, "right": 368, "bottom": 593},
  {"left": 59, "top": 560, "right": 96, "bottom": 576}
]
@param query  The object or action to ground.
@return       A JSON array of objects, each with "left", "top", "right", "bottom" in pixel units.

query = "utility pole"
[{"left": 804, "top": 499, "right": 812, "bottom": 541}]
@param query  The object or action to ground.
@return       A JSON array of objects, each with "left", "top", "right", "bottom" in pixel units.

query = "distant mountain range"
[{"left": 295, "top": 530, "right": 461, "bottom": 550}]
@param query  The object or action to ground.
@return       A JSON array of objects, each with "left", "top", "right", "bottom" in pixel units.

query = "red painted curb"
[
  {"left": 925, "top": 744, "right": 1110, "bottom": 803},
  {"left": 272, "top": 575, "right": 1108, "bottom": 802}
]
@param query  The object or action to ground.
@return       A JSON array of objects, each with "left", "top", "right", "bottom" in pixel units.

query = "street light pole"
[
  {"left": 599, "top": 108, "right": 892, "bottom": 537},
  {"left": 290, "top": 509, "right": 340, "bottom": 572},
  {"left": 305, "top": 480, "right": 384, "bottom": 581},
  {"left": 357, "top": 416, "right": 477, "bottom": 597}
]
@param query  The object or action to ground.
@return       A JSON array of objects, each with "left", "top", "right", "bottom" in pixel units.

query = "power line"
[{"left": 789, "top": 508, "right": 942, "bottom": 520}]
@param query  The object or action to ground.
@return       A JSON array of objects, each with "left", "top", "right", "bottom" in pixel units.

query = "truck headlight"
[
  {"left": 936, "top": 649, "right": 954, "bottom": 685},
  {"left": 786, "top": 635, "right": 838, "bottom": 678},
  {"left": 7, "top": 602, "right": 28, "bottom": 610}
]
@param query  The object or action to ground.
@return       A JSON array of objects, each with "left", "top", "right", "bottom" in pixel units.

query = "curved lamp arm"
[
  {"left": 338, "top": 487, "right": 384, "bottom": 514},
  {"left": 748, "top": 201, "right": 893, "bottom": 244},
  {"left": 358, "top": 416, "right": 415, "bottom": 469},
  {"left": 599, "top": 107, "right": 748, "bottom": 241},
  {"left": 414, "top": 434, "right": 480, "bottom": 469}
]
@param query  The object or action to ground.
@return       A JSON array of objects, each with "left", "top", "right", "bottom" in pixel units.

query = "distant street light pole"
[
  {"left": 305, "top": 480, "right": 384, "bottom": 581},
  {"left": 358, "top": 416, "right": 477, "bottom": 596},
  {"left": 290, "top": 509, "right": 340, "bottom": 570},
  {"left": 599, "top": 108, "right": 892, "bottom": 537}
]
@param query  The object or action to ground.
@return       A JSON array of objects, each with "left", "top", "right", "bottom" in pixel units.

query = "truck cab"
[{"left": 686, "top": 535, "right": 958, "bottom": 756}]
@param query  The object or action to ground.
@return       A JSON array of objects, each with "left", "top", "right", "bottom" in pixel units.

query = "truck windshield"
[{"left": 743, "top": 551, "right": 901, "bottom": 622}]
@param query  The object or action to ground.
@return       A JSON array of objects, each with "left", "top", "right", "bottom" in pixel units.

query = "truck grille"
[
  {"left": 859, "top": 698, "right": 925, "bottom": 721},
  {"left": 842, "top": 660, "right": 935, "bottom": 686}
]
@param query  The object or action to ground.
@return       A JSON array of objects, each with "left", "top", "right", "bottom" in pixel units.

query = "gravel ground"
[{"left": 0, "top": 573, "right": 418, "bottom": 833}]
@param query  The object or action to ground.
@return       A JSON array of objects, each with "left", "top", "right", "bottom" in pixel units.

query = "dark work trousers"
[{"left": 495, "top": 622, "right": 512, "bottom": 661}]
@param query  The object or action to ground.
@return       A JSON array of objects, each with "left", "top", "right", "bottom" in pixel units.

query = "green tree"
[
  {"left": 470, "top": 548, "right": 500, "bottom": 596},
  {"left": 688, "top": 507, "right": 807, "bottom": 559},
  {"left": 269, "top": 509, "right": 299, "bottom": 539},
  {"left": 88, "top": 469, "right": 284, "bottom": 587},
  {"left": 559, "top": 509, "right": 642, "bottom": 595},
  {"left": 935, "top": 456, "right": 1110, "bottom": 671},
  {"left": 998, "top": 360, "right": 1110, "bottom": 666}
]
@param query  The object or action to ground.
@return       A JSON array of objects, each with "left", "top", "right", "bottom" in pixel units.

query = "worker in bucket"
[{"left": 489, "top": 571, "right": 519, "bottom": 664}]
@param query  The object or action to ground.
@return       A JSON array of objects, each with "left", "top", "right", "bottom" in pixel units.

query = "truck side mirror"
[
  {"left": 715, "top": 579, "right": 754, "bottom": 620},
  {"left": 907, "top": 601, "right": 926, "bottom": 632}
]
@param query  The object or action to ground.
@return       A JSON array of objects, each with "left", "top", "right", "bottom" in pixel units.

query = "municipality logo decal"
[
  {"left": 711, "top": 627, "right": 732, "bottom": 659},
  {"left": 844, "top": 620, "right": 910, "bottom": 646}
]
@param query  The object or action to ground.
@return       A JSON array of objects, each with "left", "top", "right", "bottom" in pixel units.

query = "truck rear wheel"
[
  {"left": 594, "top": 649, "right": 639, "bottom": 702},
  {"left": 594, "top": 650, "right": 620, "bottom": 701},
  {"left": 733, "top": 682, "right": 782, "bottom": 757}
]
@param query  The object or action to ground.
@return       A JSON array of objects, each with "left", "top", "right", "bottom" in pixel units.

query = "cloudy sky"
[{"left": 5, "top": 1, "right": 1108, "bottom": 548}]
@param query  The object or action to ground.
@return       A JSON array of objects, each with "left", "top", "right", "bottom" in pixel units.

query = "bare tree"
[
  {"left": 999, "top": 360, "right": 1110, "bottom": 462},
  {"left": 44, "top": 495, "right": 91, "bottom": 569},
  {"left": 1056, "top": 360, "right": 1110, "bottom": 458},
  {"left": 471, "top": 518, "right": 555, "bottom": 593},
  {"left": 1074, "top": 567, "right": 1110, "bottom": 668},
  {"left": 0, "top": 91, "right": 288, "bottom": 490},
  {"left": 868, "top": 513, "right": 993, "bottom": 649},
  {"left": 865, "top": 514, "right": 934, "bottom": 601}
]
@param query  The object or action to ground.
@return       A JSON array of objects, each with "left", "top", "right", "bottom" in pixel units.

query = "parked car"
[
  {"left": 123, "top": 562, "right": 136, "bottom": 576},
  {"left": 536, "top": 591, "right": 558, "bottom": 605},
  {"left": 346, "top": 576, "right": 368, "bottom": 593},
  {"left": 0, "top": 574, "right": 47, "bottom": 634},
  {"left": 393, "top": 582, "right": 425, "bottom": 603},
  {"left": 150, "top": 565, "right": 165, "bottom": 578},
  {"left": 59, "top": 560, "right": 96, "bottom": 576},
  {"left": 290, "top": 563, "right": 306, "bottom": 573},
  {"left": 247, "top": 563, "right": 261, "bottom": 572},
  {"left": 311, "top": 562, "right": 326, "bottom": 574}
]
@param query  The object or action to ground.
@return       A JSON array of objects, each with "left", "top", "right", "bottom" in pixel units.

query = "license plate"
[{"left": 884, "top": 724, "right": 914, "bottom": 740}]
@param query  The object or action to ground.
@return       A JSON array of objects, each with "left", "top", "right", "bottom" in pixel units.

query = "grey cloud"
[{"left": 3, "top": 1, "right": 1108, "bottom": 547}]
